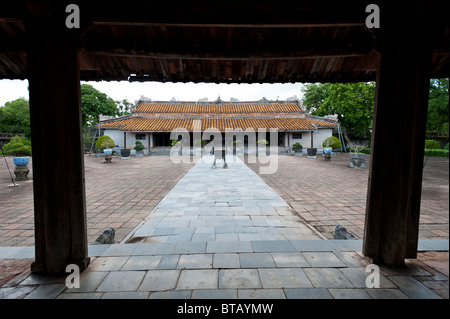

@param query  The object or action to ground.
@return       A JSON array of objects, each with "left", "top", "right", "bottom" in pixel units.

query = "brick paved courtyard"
[
  {"left": 0, "top": 153, "right": 448, "bottom": 247},
  {"left": 0, "top": 154, "right": 194, "bottom": 246},
  {"left": 245, "top": 153, "right": 449, "bottom": 240}
]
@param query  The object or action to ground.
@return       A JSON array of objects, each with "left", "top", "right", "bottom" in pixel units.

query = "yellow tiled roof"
[
  {"left": 133, "top": 103, "right": 304, "bottom": 114},
  {"left": 101, "top": 117, "right": 336, "bottom": 132}
]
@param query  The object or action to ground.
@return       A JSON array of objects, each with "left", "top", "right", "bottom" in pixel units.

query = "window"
[
  {"left": 292, "top": 133, "right": 302, "bottom": 139},
  {"left": 135, "top": 134, "right": 146, "bottom": 140}
]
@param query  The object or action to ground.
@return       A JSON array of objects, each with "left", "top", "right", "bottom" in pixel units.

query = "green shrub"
[
  {"left": 424, "top": 149, "right": 449, "bottom": 157},
  {"left": 424, "top": 139, "right": 441, "bottom": 150},
  {"left": 360, "top": 147, "right": 371, "bottom": 154},
  {"left": 322, "top": 136, "right": 342, "bottom": 149},
  {"left": 257, "top": 139, "right": 268, "bottom": 145},
  {"left": 445, "top": 143, "right": 449, "bottom": 151},
  {"left": 171, "top": 140, "right": 180, "bottom": 147},
  {"left": 292, "top": 142, "right": 303, "bottom": 151},
  {"left": 134, "top": 140, "right": 145, "bottom": 151},
  {"left": 95, "top": 135, "right": 115, "bottom": 149},
  {"left": 1, "top": 135, "right": 32, "bottom": 156}
]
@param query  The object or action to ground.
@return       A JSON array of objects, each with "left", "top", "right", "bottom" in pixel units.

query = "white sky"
[{"left": 0, "top": 79, "right": 305, "bottom": 106}]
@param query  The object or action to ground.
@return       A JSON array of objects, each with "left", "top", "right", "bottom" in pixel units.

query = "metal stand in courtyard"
[{"left": 212, "top": 148, "right": 228, "bottom": 169}]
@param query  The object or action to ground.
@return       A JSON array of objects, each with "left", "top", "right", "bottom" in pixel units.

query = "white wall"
[
  {"left": 288, "top": 129, "right": 333, "bottom": 149},
  {"left": 312, "top": 129, "right": 333, "bottom": 149},
  {"left": 103, "top": 130, "right": 153, "bottom": 152},
  {"left": 103, "top": 130, "right": 124, "bottom": 149}
]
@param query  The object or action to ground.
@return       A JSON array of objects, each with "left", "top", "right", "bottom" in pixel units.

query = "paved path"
[
  {"left": 0, "top": 239, "right": 447, "bottom": 299},
  {"left": 129, "top": 155, "right": 320, "bottom": 243},
  {"left": 0, "top": 154, "right": 448, "bottom": 299}
]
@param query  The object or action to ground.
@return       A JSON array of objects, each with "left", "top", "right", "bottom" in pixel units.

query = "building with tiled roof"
[{"left": 100, "top": 99, "right": 338, "bottom": 153}]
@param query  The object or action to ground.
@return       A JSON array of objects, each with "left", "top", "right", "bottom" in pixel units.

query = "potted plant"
[
  {"left": 256, "top": 139, "right": 269, "bottom": 155},
  {"left": 134, "top": 140, "right": 145, "bottom": 157},
  {"left": 307, "top": 147, "right": 317, "bottom": 158},
  {"left": 95, "top": 135, "right": 115, "bottom": 163},
  {"left": 322, "top": 136, "right": 341, "bottom": 161},
  {"left": 349, "top": 143, "right": 367, "bottom": 168},
  {"left": 121, "top": 148, "right": 131, "bottom": 159},
  {"left": 171, "top": 139, "right": 182, "bottom": 156},
  {"left": 292, "top": 142, "right": 303, "bottom": 156},
  {"left": 2, "top": 136, "right": 32, "bottom": 181}
]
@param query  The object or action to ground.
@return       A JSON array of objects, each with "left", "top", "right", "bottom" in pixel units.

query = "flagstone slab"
[
  {"left": 219, "top": 269, "right": 262, "bottom": 289},
  {"left": 177, "top": 270, "right": 218, "bottom": 290},
  {"left": 96, "top": 271, "right": 145, "bottom": 292},
  {"left": 138, "top": 270, "right": 180, "bottom": 292},
  {"left": 258, "top": 268, "right": 313, "bottom": 288}
]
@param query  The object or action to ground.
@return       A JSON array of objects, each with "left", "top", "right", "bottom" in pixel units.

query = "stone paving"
[
  {"left": 0, "top": 239, "right": 447, "bottom": 299},
  {"left": 0, "top": 154, "right": 194, "bottom": 246},
  {"left": 128, "top": 155, "right": 320, "bottom": 243},
  {"left": 245, "top": 153, "right": 449, "bottom": 240},
  {"left": 0, "top": 153, "right": 448, "bottom": 299}
]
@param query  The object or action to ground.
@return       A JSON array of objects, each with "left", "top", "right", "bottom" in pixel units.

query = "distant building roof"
[{"left": 101, "top": 101, "right": 337, "bottom": 132}]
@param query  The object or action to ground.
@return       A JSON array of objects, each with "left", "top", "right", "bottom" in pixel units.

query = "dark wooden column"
[
  {"left": 26, "top": 10, "right": 90, "bottom": 274},
  {"left": 362, "top": 10, "right": 433, "bottom": 267}
]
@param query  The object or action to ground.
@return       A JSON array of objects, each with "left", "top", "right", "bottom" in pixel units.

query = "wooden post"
[
  {"left": 362, "top": 13, "right": 432, "bottom": 267},
  {"left": 26, "top": 10, "right": 90, "bottom": 274},
  {"left": 124, "top": 132, "right": 127, "bottom": 149}
]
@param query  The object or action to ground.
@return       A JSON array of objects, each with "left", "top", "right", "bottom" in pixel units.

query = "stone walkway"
[
  {"left": 128, "top": 155, "right": 320, "bottom": 243},
  {"left": 0, "top": 154, "right": 448, "bottom": 299},
  {"left": 0, "top": 239, "right": 448, "bottom": 299}
]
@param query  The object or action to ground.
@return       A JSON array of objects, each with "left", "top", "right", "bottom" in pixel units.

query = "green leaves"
[
  {"left": 302, "top": 82, "right": 375, "bottom": 137},
  {"left": 81, "top": 84, "right": 123, "bottom": 127},
  {"left": 1, "top": 135, "right": 32, "bottom": 156},
  {"left": 427, "top": 78, "right": 449, "bottom": 135},
  {"left": 0, "top": 98, "right": 31, "bottom": 138},
  {"left": 95, "top": 135, "right": 115, "bottom": 149}
]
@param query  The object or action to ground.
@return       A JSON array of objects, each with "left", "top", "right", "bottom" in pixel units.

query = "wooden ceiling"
[{"left": 0, "top": 1, "right": 448, "bottom": 83}]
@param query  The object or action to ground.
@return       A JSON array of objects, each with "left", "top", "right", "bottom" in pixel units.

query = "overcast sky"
[{"left": 0, "top": 79, "right": 305, "bottom": 106}]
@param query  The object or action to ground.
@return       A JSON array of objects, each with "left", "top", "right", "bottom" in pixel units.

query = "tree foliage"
[
  {"left": 0, "top": 98, "right": 31, "bottom": 138},
  {"left": 302, "top": 82, "right": 375, "bottom": 138},
  {"left": 427, "top": 78, "right": 449, "bottom": 135},
  {"left": 81, "top": 84, "right": 124, "bottom": 127}
]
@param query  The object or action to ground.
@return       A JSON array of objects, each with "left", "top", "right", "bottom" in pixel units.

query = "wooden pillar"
[
  {"left": 26, "top": 9, "right": 89, "bottom": 274},
  {"left": 124, "top": 132, "right": 127, "bottom": 149},
  {"left": 362, "top": 9, "right": 433, "bottom": 267}
]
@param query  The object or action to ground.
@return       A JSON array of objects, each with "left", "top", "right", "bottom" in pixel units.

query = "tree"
[
  {"left": 81, "top": 84, "right": 121, "bottom": 127},
  {"left": 301, "top": 83, "right": 331, "bottom": 113},
  {"left": 427, "top": 78, "right": 449, "bottom": 135},
  {"left": 0, "top": 98, "right": 31, "bottom": 138},
  {"left": 302, "top": 82, "right": 375, "bottom": 141},
  {"left": 115, "top": 98, "right": 133, "bottom": 116}
]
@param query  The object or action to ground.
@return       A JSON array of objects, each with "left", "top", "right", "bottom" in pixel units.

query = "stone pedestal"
[
  {"left": 14, "top": 166, "right": 30, "bottom": 181},
  {"left": 350, "top": 153, "right": 366, "bottom": 168}
]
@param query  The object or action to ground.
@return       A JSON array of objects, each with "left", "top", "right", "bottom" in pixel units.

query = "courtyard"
[
  {"left": 1, "top": 153, "right": 448, "bottom": 247},
  {"left": 0, "top": 152, "right": 448, "bottom": 299}
]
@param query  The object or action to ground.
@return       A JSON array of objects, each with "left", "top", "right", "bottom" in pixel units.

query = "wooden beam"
[
  {"left": 89, "top": 49, "right": 370, "bottom": 61},
  {"left": 84, "top": 1, "right": 369, "bottom": 28}
]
